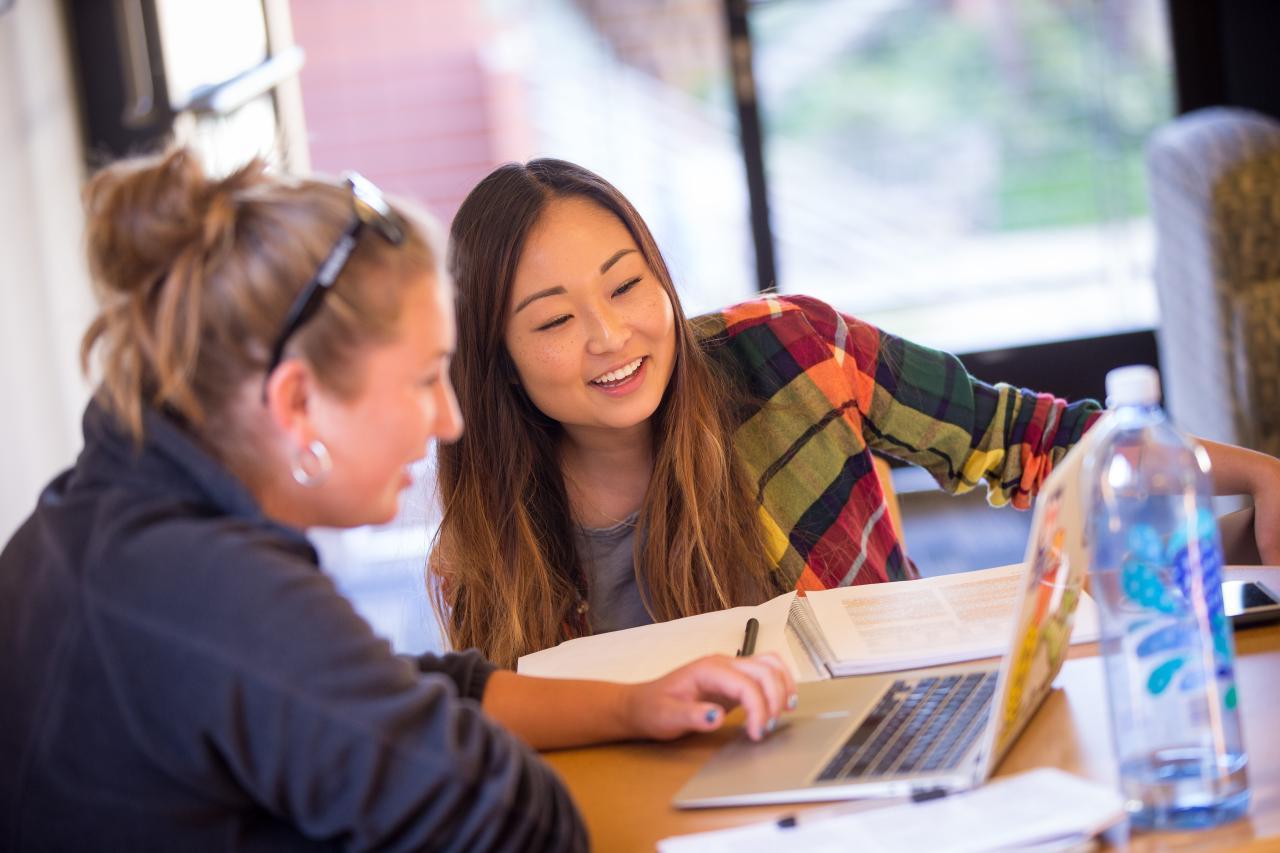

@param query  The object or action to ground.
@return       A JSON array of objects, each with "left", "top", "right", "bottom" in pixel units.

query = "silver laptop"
[{"left": 674, "top": 463, "right": 1091, "bottom": 808}]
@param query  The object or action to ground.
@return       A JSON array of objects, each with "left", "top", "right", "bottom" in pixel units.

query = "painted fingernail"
[
  {"left": 705, "top": 707, "right": 720, "bottom": 724},
  {"left": 787, "top": 694, "right": 799, "bottom": 711},
  {"left": 766, "top": 717, "right": 778, "bottom": 734}
]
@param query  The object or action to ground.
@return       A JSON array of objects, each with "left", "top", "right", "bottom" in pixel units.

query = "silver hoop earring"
[{"left": 291, "top": 440, "right": 332, "bottom": 487}]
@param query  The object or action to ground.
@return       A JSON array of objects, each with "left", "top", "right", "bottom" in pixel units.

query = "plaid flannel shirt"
[{"left": 697, "top": 294, "right": 1102, "bottom": 592}]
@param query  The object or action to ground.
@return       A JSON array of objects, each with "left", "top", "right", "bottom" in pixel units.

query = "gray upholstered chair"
[{"left": 1147, "top": 106, "right": 1280, "bottom": 458}]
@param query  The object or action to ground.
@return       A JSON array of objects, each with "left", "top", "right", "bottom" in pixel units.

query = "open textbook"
[
  {"left": 792, "top": 564, "right": 1098, "bottom": 676},
  {"left": 517, "top": 565, "right": 1100, "bottom": 683}
]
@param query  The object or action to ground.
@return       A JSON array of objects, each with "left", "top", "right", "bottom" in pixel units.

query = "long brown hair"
[
  {"left": 79, "top": 147, "right": 437, "bottom": 470},
  {"left": 433, "top": 159, "right": 778, "bottom": 667}
]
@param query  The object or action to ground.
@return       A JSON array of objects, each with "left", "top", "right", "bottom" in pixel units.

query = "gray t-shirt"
[{"left": 574, "top": 512, "right": 653, "bottom": 634}]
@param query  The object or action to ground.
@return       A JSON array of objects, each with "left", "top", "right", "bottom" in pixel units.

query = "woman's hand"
[{"left": 621, "top": 653, "right": 798, "bottom": 742}]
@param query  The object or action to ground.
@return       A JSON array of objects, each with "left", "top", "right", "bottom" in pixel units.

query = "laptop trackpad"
[{"left": 674, "top": 713, "right": 858, "bottom": 806}]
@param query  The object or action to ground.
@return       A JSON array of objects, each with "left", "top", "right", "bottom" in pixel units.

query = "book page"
[
  {"left": 516, "top": 590, "right": 801, "bottom": 683},
  {"left": 802, "top": 565, "right": 1099, "bottom": 675},
  {"left": 805, "top": 565, "right": 1021, "bottom": 668}
]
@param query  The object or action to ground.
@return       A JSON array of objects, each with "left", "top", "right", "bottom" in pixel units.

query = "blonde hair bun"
[
  {"left": 83, "top": 149, "right": 274, "bottom": 297},
  {"left": 79, "top": 147, "right": 439, "bottom": 450}
]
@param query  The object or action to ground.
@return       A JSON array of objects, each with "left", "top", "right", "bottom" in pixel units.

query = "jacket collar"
[{"left": 76, "top": 400, "right": 306, "bottom": 545}]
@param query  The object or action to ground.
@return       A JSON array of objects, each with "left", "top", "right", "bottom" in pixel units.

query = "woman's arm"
[
  {"left": 1201, "top": 438, "right": 1280, "bottom": 496},
  {"left": 481, "top": 653, "right": 797, "bottom": 750},
  {"left": 1200, "top": 438, "right": 1280, "bottom": 564}
]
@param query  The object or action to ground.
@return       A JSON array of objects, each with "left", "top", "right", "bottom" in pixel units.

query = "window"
[{"left": 752, "top": 0, "right": 1174, "bottom": 353}]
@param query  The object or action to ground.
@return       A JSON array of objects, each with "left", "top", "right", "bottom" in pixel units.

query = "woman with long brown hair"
[
  {"left": 0, "top": 148, "right": 794, "bottom": 852},
  {"left": 435, "top": 158, "right": 1280, "bottom": 668}
]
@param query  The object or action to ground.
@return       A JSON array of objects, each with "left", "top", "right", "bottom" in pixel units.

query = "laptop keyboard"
[{"left": 815, "top": 670, "right": 998, "bottom": 782}]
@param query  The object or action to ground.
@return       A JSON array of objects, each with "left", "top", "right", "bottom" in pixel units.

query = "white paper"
[
  {"left": 517, "top": 591, "right": 802, "bottom": 683},
  {"left": 658, "top": 768, "right": 1125, "bottom": 853}
]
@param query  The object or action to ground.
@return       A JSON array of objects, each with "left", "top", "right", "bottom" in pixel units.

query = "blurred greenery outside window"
[{"left": 743, "top": 0, "right": 1174, "bottom": 352}]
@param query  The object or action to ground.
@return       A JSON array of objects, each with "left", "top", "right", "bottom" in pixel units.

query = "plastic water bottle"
[{"left": 1085, "top": 365, "right": 1249, "bottom": 830}]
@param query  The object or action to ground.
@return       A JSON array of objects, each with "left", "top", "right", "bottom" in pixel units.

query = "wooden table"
[{"left": 543, "top": 568, "right": 1280, "bottom": 851}]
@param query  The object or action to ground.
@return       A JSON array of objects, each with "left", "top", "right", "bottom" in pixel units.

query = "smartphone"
[{"left": 1223, "top": 580, "right": 1280, "bottom": 628}]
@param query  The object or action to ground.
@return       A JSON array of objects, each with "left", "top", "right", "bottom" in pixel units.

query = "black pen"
[
  {"left": 776, "top": 789, "right": 944, "bottom": 829},
  {"left": 736, "top": 617, "right": 759, "bottom": 657}
]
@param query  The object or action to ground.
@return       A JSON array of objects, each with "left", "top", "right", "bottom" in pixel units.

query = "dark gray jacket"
[{"left": 0, "top": 403, "right": 586, "bottom": 852}]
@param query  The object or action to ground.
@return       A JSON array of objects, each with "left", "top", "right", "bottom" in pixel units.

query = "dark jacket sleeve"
[
  {"left": 89, "top": 516, "right": 587, "bottom": 852},
  {"left": 405, "top": 648, "right": 495, "bottom": 703}
]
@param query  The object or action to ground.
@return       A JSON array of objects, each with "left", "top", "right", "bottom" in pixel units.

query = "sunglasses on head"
[{"left": 262, "top": 172, "right": 406, "bottom": 400}]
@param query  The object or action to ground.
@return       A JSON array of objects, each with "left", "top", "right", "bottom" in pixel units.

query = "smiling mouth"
[{"left": 589, "top": 357, "right": 646, "bottom": 387}]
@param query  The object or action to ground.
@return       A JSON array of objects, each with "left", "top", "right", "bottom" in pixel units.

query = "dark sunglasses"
[{"left": 262, "top": 172, "right": 406, "bottom": 399}]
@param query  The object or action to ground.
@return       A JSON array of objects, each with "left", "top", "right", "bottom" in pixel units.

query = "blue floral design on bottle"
[
  {"left": 1168, "top": 508, "right": 1235, "bottom": 687},
  {"left": 1121, "top": 510, "right": 1235, "bottom": 704}
]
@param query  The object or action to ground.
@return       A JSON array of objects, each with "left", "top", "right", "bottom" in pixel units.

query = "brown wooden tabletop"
[{"left": 542, "top": 568, "right": 1280, "bottom": 851}]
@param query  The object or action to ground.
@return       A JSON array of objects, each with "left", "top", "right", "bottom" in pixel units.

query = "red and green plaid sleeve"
[
  {"left": 861, "top": 317, "right": 1101, "bottom": 509},
  {"left": 697, "top": 294, "right": 1101, "bottom": 592}
]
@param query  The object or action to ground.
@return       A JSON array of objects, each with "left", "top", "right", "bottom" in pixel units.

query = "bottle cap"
[{"left": 1105, "top": 364, "right": 1161, "bottom": 407}]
